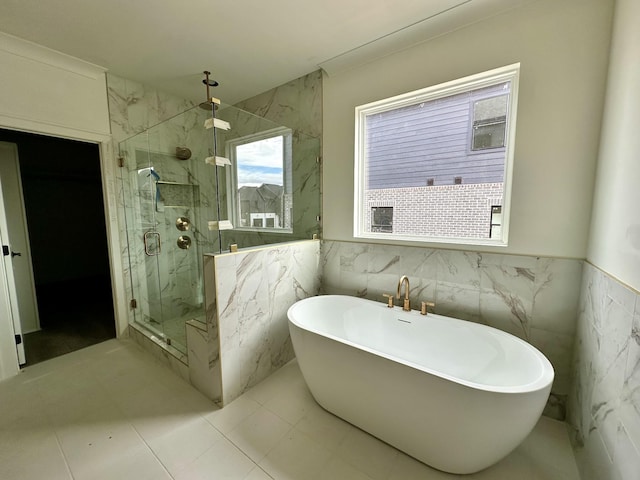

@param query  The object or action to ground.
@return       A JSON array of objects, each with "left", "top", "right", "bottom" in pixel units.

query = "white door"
[{"left": 0, "top": 141, "right": 41, "bottom": 365}]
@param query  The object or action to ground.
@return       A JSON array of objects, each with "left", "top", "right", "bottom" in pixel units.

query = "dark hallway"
[{"left": 0, "top": 129, "right": 115, "bottom": 366}]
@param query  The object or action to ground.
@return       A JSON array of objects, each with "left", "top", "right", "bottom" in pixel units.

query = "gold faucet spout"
[{"left": 397, "top": 275, "right": 411, "bottom": 311}]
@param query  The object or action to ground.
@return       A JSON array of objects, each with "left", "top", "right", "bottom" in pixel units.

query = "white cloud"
[{"left": 236, "top": 136, "right": 283, "bottom": 168}]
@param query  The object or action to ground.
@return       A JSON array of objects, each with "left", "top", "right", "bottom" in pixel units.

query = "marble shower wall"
[
  {"left": 234, "top": 70, "right": 322, "bottom": 139},
  {"left": 213, "top": 240, "right": 321, "bottom": 405},
  {"left": 224, "top": 70, "right": 323, "bottom": 248},
  {"left": 321, "top": 240, "right": 583, "bottom": 420},
  {"left": 567, "top": 263, "right": 640, "bottom": 480}
]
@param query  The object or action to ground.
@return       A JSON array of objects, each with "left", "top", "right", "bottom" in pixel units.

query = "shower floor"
[{"left": 136, "top": 310, "right": 205, "bottom": 354}]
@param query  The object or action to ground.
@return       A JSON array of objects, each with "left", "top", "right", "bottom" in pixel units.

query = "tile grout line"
[{"left": 127, "top": 421, "right": 177, "bottom": 480}]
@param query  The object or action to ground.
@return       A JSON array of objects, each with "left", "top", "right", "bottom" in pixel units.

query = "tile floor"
[{"left": 0, "top": 339, "right": 581, "bottom": 480}]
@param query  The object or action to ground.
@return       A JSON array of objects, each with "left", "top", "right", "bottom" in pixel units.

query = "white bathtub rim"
[{"left": 287, "top": 295, "right": 554, "bottom": 395}]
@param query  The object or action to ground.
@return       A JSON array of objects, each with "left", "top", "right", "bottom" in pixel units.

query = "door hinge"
[
  {"left": 15, "top": 334, "right": 22, "bottom": 345},
  {"left": 130, "top": 298, "right": 137, "bottom": 309},
  {"left": 2, "top": 245, "right": 8, "bottom": 256},
  {"left": 117, "top": 157, "right": 125, "bottom": 168}
]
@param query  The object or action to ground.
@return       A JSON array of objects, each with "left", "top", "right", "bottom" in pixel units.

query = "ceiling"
[{"left": 0, "top": 0, "right": 534, "bottom": 105}]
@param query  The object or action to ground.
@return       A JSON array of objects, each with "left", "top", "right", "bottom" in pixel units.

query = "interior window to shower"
[{"left": 227, "top": 127, "right": 293, "bottom": 232}]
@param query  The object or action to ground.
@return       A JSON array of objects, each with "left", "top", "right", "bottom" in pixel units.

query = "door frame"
[{"left": 0, "top": 118, "right": 128, "bottom": 379}]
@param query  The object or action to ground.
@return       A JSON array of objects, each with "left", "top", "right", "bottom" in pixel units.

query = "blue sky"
[{"left": 236, "top": 136, "right": 283, "bottom": 187}]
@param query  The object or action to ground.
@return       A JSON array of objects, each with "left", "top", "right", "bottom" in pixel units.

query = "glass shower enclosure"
[{"left": 118, "top": 102, "right": 320, "bottom": 354}]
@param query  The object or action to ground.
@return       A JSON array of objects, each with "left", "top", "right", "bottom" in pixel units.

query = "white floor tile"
[
  {"left": 259, "top": 427, "right": 333, "bottom": 480},
  {"left": 315, "top": 455, "right": 376, "bottom": 480},
  {"left": 244, "top": 466, "right": 274, "bottom": 480},
  {"left": 263, "top": 374, "right": 317, "bottom": 424},
  {"left": 334, "top": 426, "right": 400, "bottom": 480},
  {"left": 244, "top": 360, "right": 302, "bottom": 405},
  {"left": 173, "top": 436, "right": 257, "bottom": 480},
  {"left": 74, "top": 444, "right": 173, "bottom": 480},
  {"left": 0, "top": 429, "right": 71, "bottom": 480},
  {"left": 226, "top": 407, "right": 293, "bottom": 463},
  {"left": 518, "top": 416, "right": 581, "bottom": 479},
  {"left": 387, "top": 452, "right": 461, "bottom": 480},
  {"left": 56, "top": 419, "right": 148, "bottom": 478},
  {"left": 148, "top": 417, "right": 225, "bottom": 475},
  {"left": 204, "top": 395, "right": 261, "bottom": 434},
  {"left": 294, "top": 404, "right": 352, "bottom": 452},
  {"left": 0, "top": 338, "right": 582, "bottom": 480}
]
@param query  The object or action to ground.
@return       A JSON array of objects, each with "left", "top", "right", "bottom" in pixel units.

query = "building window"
[
  {"left": 371, "top": 206, "right": 393, "bottom": 233},
  {"left": 354, "top": 64, "right": 519, "bottom": 245},
  {"left": 490, "top": 205, "right": 502, "bottom": 239},
  {"left": 227, "top": 127, "right": 293, "bottom": 232},
  {"left": 471, "top": 95, "right": 508, "bottom": 151}
]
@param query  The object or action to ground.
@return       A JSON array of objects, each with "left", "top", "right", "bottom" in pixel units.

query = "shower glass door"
[
  {"left": 119, "top": 106, "right": 219, "bottom": 353},
  {"left": 118, "top": 101, "right": 321, "bottom": 356}
]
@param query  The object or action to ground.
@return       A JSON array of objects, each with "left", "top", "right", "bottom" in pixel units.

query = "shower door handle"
[{"left": 143, "top": 231, "right": 161, "bottom": 256}]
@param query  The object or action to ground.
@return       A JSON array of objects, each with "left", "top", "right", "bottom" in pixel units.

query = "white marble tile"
[
  {"left": 435, "top": 282, "right": 481, "bottom": 323},
  {"left": 613, "top": 424, "right": 640, "bottom": 480},
  {"left": 479, "top": 288, "right": 532, "bottom": 340},
  {"left": 186, "top": 320, "right": 221, "bottom": 402},
  {"left": 437, "top": 249, "right": 482, "bottom": 288},
  {"left": 569, "top": 262, "right": 640, "bottom": 480},
  {"left": 214, "top": 241, "right": 320, "bottom": 405},
  {"left": 530, "top": 327, "right": 574, "bottom": 396},
  {"left": 533, "top": 258, "right": 583, "bottom": 335}
]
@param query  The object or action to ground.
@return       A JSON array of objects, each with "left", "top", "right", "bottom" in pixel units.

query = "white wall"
[
  {"left": 586, "top": 0, "right": 640, "bottom": 291},
  {"left": 323, "top": 0, "right": 613, "bottom": 258},
  {"left": 0, "top": 32, "right": 110, "bottom": 139}
]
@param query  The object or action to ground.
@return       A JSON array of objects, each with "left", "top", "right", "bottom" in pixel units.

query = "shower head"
[{"left": 200, "top": 70, "right": 220, "bottom": 110}]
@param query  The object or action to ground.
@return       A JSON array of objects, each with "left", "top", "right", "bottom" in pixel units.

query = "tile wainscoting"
[{"left": 568, "top": 262, "right": 640, "bottom": 480}]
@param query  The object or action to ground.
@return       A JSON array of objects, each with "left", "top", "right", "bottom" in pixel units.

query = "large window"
[
  {"left": 354, "top": 64, "right": 519, "bottom": 245},
  {"left": 227, "top": 127, "right": 293, "bottom": 232}
]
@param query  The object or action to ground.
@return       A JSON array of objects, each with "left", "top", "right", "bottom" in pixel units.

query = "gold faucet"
[{"left": 396, "top": 275, "right": 411, "bottom": 311}]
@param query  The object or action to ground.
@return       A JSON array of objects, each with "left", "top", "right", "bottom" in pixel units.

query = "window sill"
[{"left": 354, "top": 232, "right": 508, "bottom": 248}]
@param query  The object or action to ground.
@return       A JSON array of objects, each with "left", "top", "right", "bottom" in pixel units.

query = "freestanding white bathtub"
[{"left": 287, "top": 295, "right": 554, "bottom": 474}]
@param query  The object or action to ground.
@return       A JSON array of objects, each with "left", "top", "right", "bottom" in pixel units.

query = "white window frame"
[
  {"left": 353, "top": 63, "right": 520, "bottom": 246},
  {"left": 226, "top": 126, "right": 293, "bottom": 233}
]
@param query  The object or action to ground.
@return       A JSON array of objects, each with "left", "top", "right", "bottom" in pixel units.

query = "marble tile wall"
[
  {"left": 224, "top": 70, "right": 323, "bottom": 248},
  {"left": 212, "top": 240, "right": 321, "bottom": 405},
  {"left": 321, "top": 240, "right": 583, "bottom": 420},
  {"left": 568, "top": 263, "right": 640, "bottom": 480},
  {"left": 185, "top": 254, "right": 222, "bottom": 403},
  {"left": 234, "top": 70, "right": 323, "bottom": 139}
]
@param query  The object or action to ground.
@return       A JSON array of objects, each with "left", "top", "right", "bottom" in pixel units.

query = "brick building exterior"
[{"left": 366, "top": 183, "right": 503, "bottom": 238}]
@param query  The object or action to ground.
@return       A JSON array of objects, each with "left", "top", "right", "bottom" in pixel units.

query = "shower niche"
[{"left": 118, "top": 100, "right": 320, "bottom": 355}]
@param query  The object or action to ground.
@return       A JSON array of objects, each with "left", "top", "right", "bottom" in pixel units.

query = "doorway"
[{"left": 0, "top": 129, "right": 115, "bottom": 366}]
